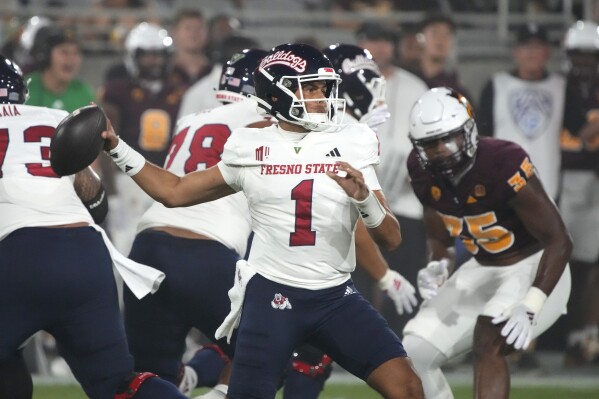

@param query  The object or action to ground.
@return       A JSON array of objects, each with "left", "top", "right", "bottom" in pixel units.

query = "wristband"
[
  {"left": 108, "top": 138, "right": 146, "bottom": 176},
  {"left": 521, "top": 286, "right": 547, "bottom": 314},
  {"left": 351, "top": 189, "right": 386, "bottom": 228},
  {"left": 377, "top": 269, "right": 395, "bottom": 290}
]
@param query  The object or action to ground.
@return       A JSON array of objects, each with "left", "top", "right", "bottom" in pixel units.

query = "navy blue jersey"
[{"left": 408, "top": 137, "right": 538, "bottom": 263}]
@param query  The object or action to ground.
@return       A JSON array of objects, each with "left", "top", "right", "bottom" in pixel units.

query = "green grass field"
[{"left": 31, "top": 383, "right": 599, "bottom": 399}]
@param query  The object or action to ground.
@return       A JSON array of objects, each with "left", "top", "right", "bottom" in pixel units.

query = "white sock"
[
  {"left": 402, "top": 334, "right": 454, "bottom": 399},
  {"left": 193, "top": 384, "right": 228, "bottom": 399}
]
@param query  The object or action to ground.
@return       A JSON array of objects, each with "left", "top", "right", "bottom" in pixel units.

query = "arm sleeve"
[{"left": 477, "top": 79, "right": 495, "bottom": 137}]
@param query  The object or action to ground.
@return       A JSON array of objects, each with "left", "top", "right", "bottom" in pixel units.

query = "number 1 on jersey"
[{"left": 290, "top": 179, "right": 316, "bottom": 246}]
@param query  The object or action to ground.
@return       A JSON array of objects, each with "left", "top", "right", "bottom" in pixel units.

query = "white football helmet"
[
  {"left": 564, "top": 20, "right": 599, "bottom": 51},
  {"left": 409, "top": 87, "right": 478, "bottom": 178},
  {"left": 19, "top": 16, "right": 51, "bottom": 51},
  {"left": 124, "top": 22, "right": 173, "bottom": 79}
]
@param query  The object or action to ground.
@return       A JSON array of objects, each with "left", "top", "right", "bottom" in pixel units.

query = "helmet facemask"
[
  {"left": 412, "top": 118, "right": 477, "bottom": 179},
  {"left": 254, "top": 67, "right": 345, "bottom": 132}
]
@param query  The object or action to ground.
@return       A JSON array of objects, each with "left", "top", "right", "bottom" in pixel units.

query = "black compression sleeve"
[{"left": 82, "top": 185, "right": 109, "bottom": 224}]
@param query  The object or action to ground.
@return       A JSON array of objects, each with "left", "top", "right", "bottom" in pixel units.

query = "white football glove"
[
  {"left": 417, "top": 258, "right": 449, "bottom": 300},
  {"left": 491, "top": 304, "right": 535, "bottom": 350},
  {"left": 377, "top": 269, "right": 418, "bottom": 315},
  {"left": 491, "top": 287, "right": 547, "bottom": 350},
  {"left": 360, "top": 104, "right": 391, "bottom": 130}
]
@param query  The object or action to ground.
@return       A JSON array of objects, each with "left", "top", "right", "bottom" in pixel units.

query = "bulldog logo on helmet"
[
  {"left": 341, "top": 55, "right": 380, "bottom": 75},
  {"left": 260, "top": 50, "right": 307, "bottom": 73}
]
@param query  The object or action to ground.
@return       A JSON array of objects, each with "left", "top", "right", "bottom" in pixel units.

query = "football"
[{"left": 50, "top": 104, "right": 107, "bottom": 176}]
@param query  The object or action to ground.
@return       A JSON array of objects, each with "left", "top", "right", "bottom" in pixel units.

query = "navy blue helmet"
[
  {"left": 322, "top": 43, "right": 385, "bottom": 121},
  {"left": 253, "top": 43, "right": 343, "bottom": 131},
  {"left": 0, "top": 56, "right": 28, "bottom": 104},
  {"left": 216, "top": 48, "right": 268, "bottom": 104}
]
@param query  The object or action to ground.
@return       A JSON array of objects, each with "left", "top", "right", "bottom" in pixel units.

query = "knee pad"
[{"left": 114, "top": 372, "right": 157, "bottom": 399}]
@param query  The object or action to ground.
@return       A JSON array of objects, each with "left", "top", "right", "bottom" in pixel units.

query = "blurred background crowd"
[{"left": 2, "top": 0, "right": 599, "bottom": 382}]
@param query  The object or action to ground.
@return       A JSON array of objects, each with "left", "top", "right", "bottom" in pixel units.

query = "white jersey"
[
  {"left": 375, "top": 67, "right": 428, "bottom": 219},
  {"left": 177, "top": 64, "right": 222, "bottom": 119},
  {"left": 0, "top": 104, "right": 93, "bottom": 241},
  {"left": 218, "top": 123, "right": 381, "bottom": 289},
  {"left": 138, "top": 98, "right": 266, "bottom": 257},
  {"left": 492, "top": 72, "right": 566, "bottom": 199}
]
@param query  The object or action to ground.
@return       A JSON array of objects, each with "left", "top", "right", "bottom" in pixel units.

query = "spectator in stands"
[
  {"left": 396, "top": 24, "right": 422, "bottom": 75},
  {"left": 25, "top": 24, "right": 95, "bottom": 112},
  {"left": 88, "top": 0, "right": 156, "bottom": 48},
  {"left": 355, "top": 21, "right": 429, "bottom": 335},
  {"left": 478, "top": 23, "right": 595, "bottom": 202},
  {"left": 560, "top": 20, "right": 599, "bottom": 367},
  {"left": 329, "top": 0, "right": 397, "bottom": 30},
  {"left": 177, "top": 34, "right": 260, "bottom": 118},
  {"left": 0, "top": 16, "right": 51, "bottom": 75},
  {"left": 414, "top": 12, "right": 471, "bottom": 99},
  {"left": 204, "top": 13, "right": 242, "bottom": 63},
  {"left": 169, "top": 8, "right": 211, "bottom": 87}
]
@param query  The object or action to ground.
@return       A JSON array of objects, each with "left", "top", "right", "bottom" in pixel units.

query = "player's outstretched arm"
[
  {"left": 510, "top": 175, "right": 572, "bottom": 296},
  {"left": 491, "top": 174, "right": 572, "bottom": 350},
  {"left": 101, "top": 122, "right": 235, "bottom": 208}
]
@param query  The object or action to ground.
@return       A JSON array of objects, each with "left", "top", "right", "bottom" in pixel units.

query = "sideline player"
[
  {"left": 560, "top": 20, "right": 599, "bottom": 366},
  {"left": 401, "top": 87, "right": 571, "bottom": 398},
  {"left": 0, "top": 56, "right": 187, "bottom": 399},
  {"left": 102, "top": 43, "right": 423, "bottom": 399}
]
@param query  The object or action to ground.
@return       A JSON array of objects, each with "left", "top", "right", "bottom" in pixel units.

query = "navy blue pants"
[
  {"left": 228, "top": 274, "right": 406, "bottom": 399},
  {"left": 0, "top": 227, "right": 133, "bottom": 399},
  {"left": 124, "top": 230, "right": 238, "bottom": 383}
]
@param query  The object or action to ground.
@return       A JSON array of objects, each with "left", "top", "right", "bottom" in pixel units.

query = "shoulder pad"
[{"left": 221, "top": 127, "right": 267, "bottom": 166}]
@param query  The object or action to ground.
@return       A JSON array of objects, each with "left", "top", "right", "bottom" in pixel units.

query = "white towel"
[
  {"left": 91, "top": 224, "right": 165, "bottom": 299},
  {"left": 215, "top": 260, "right": 256, "bottom": 343}
]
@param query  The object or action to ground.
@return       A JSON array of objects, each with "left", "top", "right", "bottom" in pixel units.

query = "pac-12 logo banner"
[
  {"left": 509, "top": 88, "right": 553, "bottom": 139},
  {"left": 259, "top": 51, "right": 307, "bottom": 72}
]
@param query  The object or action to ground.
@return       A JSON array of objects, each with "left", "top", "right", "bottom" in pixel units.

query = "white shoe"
[
  {"left": 178, "top": 366, "right": 198, "bottom": 395},
  {"left": 193, "top": 384, "right": 228, "bottom": 399}
]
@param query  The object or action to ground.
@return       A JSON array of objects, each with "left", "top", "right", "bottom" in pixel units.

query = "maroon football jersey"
[
  {"left": 561, "top": 75, "right": 599, "bottom": 170},
  {"left": 408, "top": 137, "right": 538, "bottom": 264},
  {"left": 102, "top": 78, "right": 186, "bottom": 166}
]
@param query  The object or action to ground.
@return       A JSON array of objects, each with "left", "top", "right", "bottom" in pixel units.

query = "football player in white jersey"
[
  {"left": 0, "top": 56, "right": 188, "bottom": 399},
  {"left": 322, "top": 43, "right": 419, "bottom": 315},
  {"left": 125, "top": 47, "right": 418, "bottom": 398},
  {"left": 122, "top": 48, "right": 270, "bottom": 398},
  {"left": 103, "top": 43, "right": 424, "bottom": 399}
]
